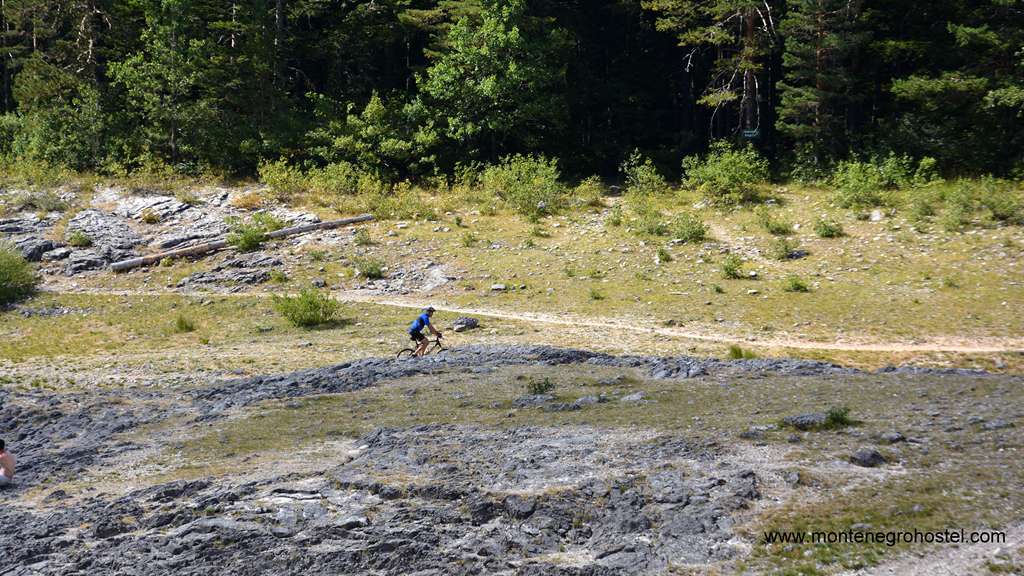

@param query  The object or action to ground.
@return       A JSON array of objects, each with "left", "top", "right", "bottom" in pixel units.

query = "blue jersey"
[{"left": 409, "top": 312, "right": 431, "bottom": 333}]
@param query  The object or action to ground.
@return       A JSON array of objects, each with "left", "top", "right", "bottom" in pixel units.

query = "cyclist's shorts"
[{"left": 409, "top": 331, "right": 426, "bottom": 342}]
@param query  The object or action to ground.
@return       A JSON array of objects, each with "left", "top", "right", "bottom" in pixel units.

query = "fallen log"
[{"left": 110, "top": 213, "right": 374, "bottom": 272}]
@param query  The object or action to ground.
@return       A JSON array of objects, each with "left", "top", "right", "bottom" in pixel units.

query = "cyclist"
[{"left": 408, "top": 306, "right": 441, "bottom": 356}]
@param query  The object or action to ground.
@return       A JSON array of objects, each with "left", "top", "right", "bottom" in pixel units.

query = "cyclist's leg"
[{"left": 411, "top": 331, "right": 427, "bottom": 356}]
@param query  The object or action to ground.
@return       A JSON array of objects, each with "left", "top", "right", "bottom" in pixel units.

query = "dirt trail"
[
  {"left": 44, "top": 284, "right": 1023, "bottom": 354},
  {"left": 337, "top": 292, "right": 1024, "bottom": 353},
  {"left": 837, "top": 523, "right": 1024, "bottom": 576}
]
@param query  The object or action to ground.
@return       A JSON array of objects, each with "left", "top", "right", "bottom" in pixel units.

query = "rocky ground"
[{"left": 2, "top": 346, "right": 1023, "bottom": 575}]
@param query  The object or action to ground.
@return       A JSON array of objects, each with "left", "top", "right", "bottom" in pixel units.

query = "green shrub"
[
  {"left": 362, "top": 181, "right": 434, "bottom": 220},
  {"left": 527, "top": 377, "right": 556, "bottom": 395},
  {"left": 721, "top": 254, "right": 744, "bottom": 279},
  {"left": 353, "top": 256, "right": 385, "bottom": 279},
  {"left": 755, "top": 206, "right": 793, "bottom": 236},
  {"left": 712, "top": 284, "right": 724, "bottom": 294},
  {"left": 0, "top": 243, "right": 38, "bottom": 305},
  {"left": 831, "top": 153, "right": 938, "bottom": 209},
  {"left": 683, "top": 141, "right": 769, "bottom": 205},
  {"left": 782, "top": 274, "right": 810, "bottom": 292},
  {"left": 657, "top": 247, "right": 673, "bottom": 263},
  {"left": 976, "top": 178, "right": 1023, "bottom": 225},
  {"left": 269, "top": 269, "right": 289, "bottom": 283},
  {"left": 259, "top": 159, "right": 306, "bottom": 201},
  {"left": 8, "top": 189, "right": 68, "bottom": 213},
  {"left": 353, "top": 228, "right": 373, "bottom": 246},
  {"left": 727, "top": 344, "right": 757, "bottom": 359},
  {"left": 272, "top": 288, "right": 340, "bottom": 327},
  {"left": 606, "top": 205, "right": 623, "bottom": 227},
  {"left": 630, "top": 195, "right": 667, "bottom": 236},
  {"left": 174, "top": 314, "right": 195, "bottom": 333},
  {"left": 461, "top": 231, "right": 478, "bottom": 247},
  {"left": 768, "top": 238, "right": 799, "bottom": 260},
  {"left": 670, "top": 212, "right": 707, "bottom": 243},
  {"left": 573, "top": 176, "right": 606, "bottom": 208},
  {"left": 225, "top": 213, "right": 284, "bottom": 252},
  {"left": 589, "top": 287, "right": 605, "bottom": 300},
  {"left": 621, "top": 150, "right": 668, "bottom": 197},
  {"left": 480, "top": 154, "right": 565, "bottom": 219},
  {"left": 814, "top": 217, "right": 844, "bottom": 238},
  {"left": 824, "top": 406, "right": 854, "bottom": 429},
  {"left": 530, "top": 225, "right": 550, "bottom": 238},
  {"left": 66, "top": 230, "right": 92, "bottom": 247}
]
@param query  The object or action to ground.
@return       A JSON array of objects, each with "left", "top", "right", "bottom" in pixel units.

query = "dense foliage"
[{"left": 0, "top": 0, "right": 1021, "bottom": 179}]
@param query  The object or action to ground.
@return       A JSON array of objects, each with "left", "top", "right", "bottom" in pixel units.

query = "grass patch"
[
  {"left": 589, "top": 287, "right": 605, "bottom": 300},
  {"left": 727, "top": 344, "right": 757, "bottom": 359},
  {"left": 670, "top": 211, "right": 707, "bottom": 243},
  {"left": 768, "top": 238, "right": 800, "bottom": 261},
  {"left": 353, "top": 228, "right": 373, "bottom": 246},
  {"left": 226, "top": 212, "right": 286, "bottom": 252},
  {"left": 756, "top": 207, "right": 794, "bottom": 236}
]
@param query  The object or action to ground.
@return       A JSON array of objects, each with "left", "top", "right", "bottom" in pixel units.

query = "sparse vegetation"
[
  {"left": 460, "top": 231, "right": 478, "bottom": 247},
  {"left": 66, "top": 230, "right": 92, "bottom": 247},
  {"left": 621, "top": 150, "right": 668, "bottom": 197},
  {"left": 670, "top": 211, "right": 707, "bottom": 243},
  {"left": 272, "top": 288, "right": 340, "bottom": 327},
  {"left": 781, "top": 274, "right": 810, "bottom": 293},
  {"left": 656, "top": 247, "right": 673, "bottom": 263},
  {"left": 480, "top": 154, "right": 565, "bottom": 219},
  {"left": 755, "top": 206, "right": 793, "bottom": 236},
  {"left": 174, "top": 314, "right": 195, "bottom": 333},
  {"left": 814, "top": 217, "right": 844, "bottom": 238},
  {"left": 140, "top": 208, "right": 160, "bottom": 224},
  {"left": 727, "top": 344, "right": 757, "bottom": 359},
  {"left": 270, "top": 269, "right": 289, "bottom": 283},
  {"left": 768, "top": 238, "right": 799, "bottom": 261},
  {"left": 353, "top": 228, "right": 373, "bottom": 246},
  {"left": 0, "top": 243, "right": 38, "bottom": 305},
  {"left": 226, "top": 213, "right": 285, "bottom": 252},
  {"left": 589, "top": 287, "right": 605, "bottom": 300},
  {"left": 353, "top": 256, "right": 385, "bottom": 279},
  {"left": 527, "top": 377, "right": 556, "bottom": 395},
  {"left": 721, "top": 254, "right": 744, "bottom": 279}
]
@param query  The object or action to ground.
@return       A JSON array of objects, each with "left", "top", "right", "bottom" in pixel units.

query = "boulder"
[
  {"left": 849, "top": 447, "right": 887, "bottom": 468},
  {"left": 14, "top": 237, "right": 54, "bottom": 261},
  {"left": 782, "top": 413, "right": 827, "bottom": 431},
  {"left": 451, "top": 317, "right": 480, "bottom": 332}
]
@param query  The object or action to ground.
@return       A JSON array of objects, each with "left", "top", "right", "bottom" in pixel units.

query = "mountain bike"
[{"left": 396, "top": 335, "right": 445, "bottom": 359}]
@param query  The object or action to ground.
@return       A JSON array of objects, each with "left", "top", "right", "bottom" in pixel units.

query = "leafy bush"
[
  {"left": 781, "top": 274, "right": 810, "bottom": 292},
  {"left": 259, "top": 159, "right": 306, "bottom": 201},
  {"left": 814, "top": 217, "right": 844, "bottom": 238},
  {"left": 272, "top": 288, "right": 340, "bottom": 327},
  {"left": 721, "top": 254, "right": 744, "bottom": 279},
  {"left": 657, "top": 247, "right": 673, "bottom": 263},
  {"left": 824, "top": 406, "right": 854, "bottom": 429},
  {"left": 66, "top": 230, "right": 92, "bottom": 247},
  {"left": 755, "top": 206, "right": 793, "bottom": 236},
  {"left": 831, "top": 153, "right": 939, "bottom": 209},
  {"left": 174, "top": 314, "right": 195, "bottom": 333},
  {"left": 352, "top": 256, "right": 385, "bottom": 279},
  {"left": 461, "top": 231, "right": 478, "bottom": 247},
  {"left": 361, "top": 181, "right": 434, "bottom": 220},
  {"left": 269, "top": 269, "right": 289, "bottom": 283},
  {"left": 589, "top": 287, "right": 605, "bottom": 300},
  {"left": 683, "top": 141, "right": 769, "bottom": 205},
  {"left": 621, "top": 150, "right": 668, "bottom": 197},
  {"left": 527, "top": 377, "right": 556, "bottom": 395},
  {"left": 670, "top": 212, "right": 707, "bottom": 243},
  {"left": 0, "top": 242, "right": 38, "bottom": 305},
  {"left": 572, "top": 176, "right": 606, "bottom": 208},
  {"left": 976, "top": 178, "right": 1023, "bottom": 225},
  {"left": 480, "top": 154, "right": 565, "bottom": 219}
]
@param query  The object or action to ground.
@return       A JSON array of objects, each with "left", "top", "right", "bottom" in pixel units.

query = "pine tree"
[{"left": 776, "top": 0, "right": 867, "bottom": 172}]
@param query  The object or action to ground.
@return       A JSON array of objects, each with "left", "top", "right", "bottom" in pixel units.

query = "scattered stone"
[
  {"left": 849, "top": 448, "right": 887, "bottom": 468},
  {"left": 311, "top": 278, "right": 327, "bottom": 288},
  {"left": 490, "top": 283, "right": 507, "bottom": 291},
  {"left": 14, "top": 237, "right": 54, "bottom": 261},
  {"left": 879, "top": 431, "right": 905, "bottom": 444},
  {"left": 983, "top": 419, "right": 1014, "bottom": 431},
  {"left": 511, "top": 394, "right": 554, "bottom": 408},
  {"left": 620, "top": 391, "right": 648, "bottom": 403}
]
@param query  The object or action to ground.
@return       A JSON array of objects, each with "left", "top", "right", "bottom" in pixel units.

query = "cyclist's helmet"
[{"left": 424, "top": 306, "right": 436, "bottom": 314}]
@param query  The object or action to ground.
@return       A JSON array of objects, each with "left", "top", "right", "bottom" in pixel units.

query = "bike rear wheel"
[{"left": 396, "top": 348, "right": 416, "bottom": 359}]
